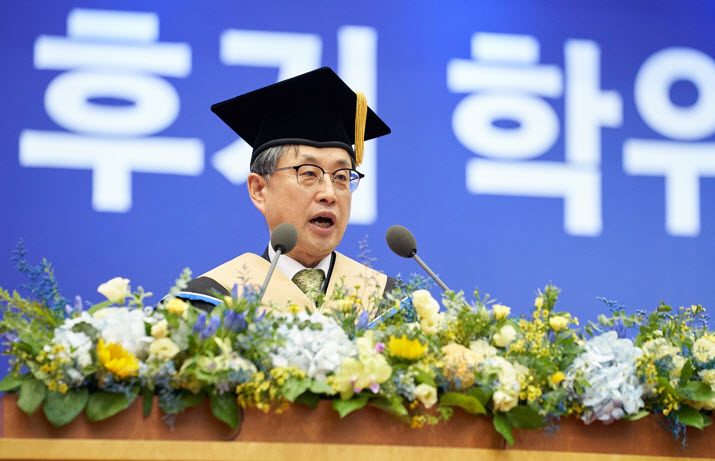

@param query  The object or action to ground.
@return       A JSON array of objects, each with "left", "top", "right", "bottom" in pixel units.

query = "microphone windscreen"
[
  {"left": 271, "top": 223, "right": 298, "bottom": 253},
  {"left": 386, "top": 225, "right": 417, "bottom": 258}
]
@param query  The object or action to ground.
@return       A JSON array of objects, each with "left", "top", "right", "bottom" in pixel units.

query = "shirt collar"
[{"left": 267, "top": 244, "right": 332, "bottom": 285}]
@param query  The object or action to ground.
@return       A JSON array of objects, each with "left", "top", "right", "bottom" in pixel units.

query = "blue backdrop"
[{"left": 2, "top": 1, "right": 715, "bottom": 353}]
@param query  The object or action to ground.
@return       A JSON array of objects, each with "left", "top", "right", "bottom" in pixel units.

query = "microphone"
[
  {"left": 258, "top": 223, "right": 298, "bottom": 302},
  {"left": 386, "top": 225, "right": 450, "bottom": 292}
]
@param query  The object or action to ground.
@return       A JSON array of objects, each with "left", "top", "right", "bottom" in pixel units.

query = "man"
[{"left": 177, "top": 67, "right": 398, "bottom": 312}]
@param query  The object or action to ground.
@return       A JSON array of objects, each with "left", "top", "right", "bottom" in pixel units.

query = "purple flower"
[
  {"left": 1, "top": 331, "right": 19, "bottom": 344},
  {"left": 373, "top": 342, "right": 385, "bottom": 353},
  {"left": 254, "top": 311, "right": 266, "bottom": 322},
  {"left": 233, "top": 313, "right": 247, "bottom": 331},
  {"left": 224, "top": 310, "right": 235, "bottom": 329},
  {"left": 356, "top": 311, "right": 369, "bottom": 331},
  {"left": 611, "top": 320, "right": 627, "bottom": 339},
  {"left": 370, "top": 383, "right": 380, "bottom": 393},
  {"left": 231, "top": 284, "right": 239, "bottom": 300},
  {"left": 192, "top": 312, "right": 207, "bottom": 334},
  {"left": 200, "top": 315, "right": 221, "bottom": 340},
  {"left": 64, "top": 295, "right": 83, "bottom": 317}
]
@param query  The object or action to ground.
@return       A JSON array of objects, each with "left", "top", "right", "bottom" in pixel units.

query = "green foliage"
[
  {"left": 17, "top": 379, "right": 46, "bottom": 415},
  {"left": 210, "top": 392, "right": 240, "bottom": 429},
  {"left": 332, "top": 395, "right": 369, "bottom": 417},
  {"left": 86, "top": 390, "right": 137, "bottom": 422},
  {"left": 43, "top": 388, "right": 89, "bottom": 427}
]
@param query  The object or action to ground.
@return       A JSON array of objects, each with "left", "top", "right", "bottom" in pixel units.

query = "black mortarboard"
[{"left": 211, "top": 67, "right": 391, "bottom": 167}]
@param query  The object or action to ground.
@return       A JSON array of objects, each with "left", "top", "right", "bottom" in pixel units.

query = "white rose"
[
  {"left": 414, "top": 383, "right": 438, "bottom": 409},
  {"left": 411, "top": 290, "right": 439, "bottom": 318},
  {"left": 492, "top": 389, "right": 518, "bottom": 412},
  {"left": 492, "top": 304, "right": 511, "bottom": 321},
  {"left": 420, "top": 313, "right": 442, "bottom": 335},
  {"left": 469, "top": 339, "right": 497, "bottom": 363},
  {"left": 493, "top": 325, "right": 517, "bottom": 348},
  {"left": 149, "top": 338, "right": 180, "bottom": 360},
  {"left": 97, "top": 277, "right": 131, "bottom": 305},
  {"left": 700, "top": 369, "right": 715, "bottom": 387},
  {"left": 693, "top": 337, "right": 715, "bottom": 364}
]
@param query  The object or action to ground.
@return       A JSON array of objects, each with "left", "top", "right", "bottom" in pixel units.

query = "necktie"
[{"left": 292, "top": 269, "right": 325, "bottom": 305}]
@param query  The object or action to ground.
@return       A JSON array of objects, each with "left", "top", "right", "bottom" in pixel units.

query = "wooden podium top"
[{"left": 2, "top": 394, "right": 714, "bottom": 461}]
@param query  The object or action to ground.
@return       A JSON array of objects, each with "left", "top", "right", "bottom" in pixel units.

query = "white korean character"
[
  {"left": 624, "top": 47, "right": 715, "bottom": 236},
  {"left": 448, "top": 33, "right": 622, "bottom": 236},
  {"left": 19, "top": 8, "right": 203, "bottom": 212}
]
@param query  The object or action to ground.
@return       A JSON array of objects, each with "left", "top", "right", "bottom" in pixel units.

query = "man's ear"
[{"left": 247, "top": 173, "right": 268, "bottom": 216}]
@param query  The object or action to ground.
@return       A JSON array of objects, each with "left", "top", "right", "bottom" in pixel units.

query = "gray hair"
[{"left": 250, "top": 145, "right": 289, "bottom": 176}]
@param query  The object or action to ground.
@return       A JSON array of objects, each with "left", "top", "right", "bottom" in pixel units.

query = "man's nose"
[{"left": 315, "top": 175, "right": 338, "bottom": 202}]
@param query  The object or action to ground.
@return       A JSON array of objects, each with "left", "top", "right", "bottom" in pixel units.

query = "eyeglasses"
[{"left": 271, "top": 164, "right": 365, "bottom": 193}]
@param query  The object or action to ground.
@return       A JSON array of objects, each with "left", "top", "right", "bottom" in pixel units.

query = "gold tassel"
[{"left": 354, "top": 91, "right": 367, "bottom": 165}]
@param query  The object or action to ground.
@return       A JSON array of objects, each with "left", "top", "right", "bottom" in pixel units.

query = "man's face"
[{"left": 249, "top": 145, "right": 354, "bottom": 267}]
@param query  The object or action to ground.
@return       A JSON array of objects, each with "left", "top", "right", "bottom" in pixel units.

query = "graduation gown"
[{"left": 177, "top": 250, "right": 399, "bottom": 312}]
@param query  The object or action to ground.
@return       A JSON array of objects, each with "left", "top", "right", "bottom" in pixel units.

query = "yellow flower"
[
  {"left": 534, "top": 296, "right": 544, "bottom": 308},
  {"left": 97, "top": 338, "right": 140, "bottom": 378},
  {"left": 388, "top": 335, "right": 427, "bottom": 360},
  {"left": 166, "top": 298, "right": 188, "bottom": 315},
  {"left": 58, "top": 382, "right": 69, "bottom": 394},
  {"left": 492, "top": 304, "right": 511, "bottom": 320},
  {"left": 47, "top": 381, "right": 58, "bottom": 392},
  {"left": 550, "top": 371, "right": 565, "bottom": 385},
  {"left": 549, "top": 315, "right": 568, "bottom": 332},
  {"left": 693, "top": 337, "right": 715, "bottom": 364}
]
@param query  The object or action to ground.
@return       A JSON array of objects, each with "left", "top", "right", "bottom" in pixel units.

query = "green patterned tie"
[{"left": 292, "top": 269, "right": 325, "bottom": 305}]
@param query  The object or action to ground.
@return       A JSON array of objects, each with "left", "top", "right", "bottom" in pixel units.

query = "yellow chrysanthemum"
[
  {"left": 388, "top": 335, "right": 427, "bottom": 360},
  {"left": 550, "top": 371, "right": 565, "bottom": 385},
  {"left": 97, "top": 338, "right": 140, "bottom": 378}
]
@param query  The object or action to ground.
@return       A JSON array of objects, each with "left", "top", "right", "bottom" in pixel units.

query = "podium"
[{"left": 2, "top": 394, "right": 714, "bottom": 460}]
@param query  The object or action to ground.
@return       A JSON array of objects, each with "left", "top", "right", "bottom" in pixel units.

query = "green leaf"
[
  {"left": 210, "top": 392, "right": 239, "bottom": 429},
  {"left": 142, "top": 388, "right": 153, "bottom": 417},
  {"left": 17, "top": 379, "right": 47, "bottom": 415},
  {"left": 332, "top": 395, "right": 369, "bottom": 418},
  {"left": 180, "top": 391, "right": 205, "bottom": 408},
  {"left": 674, "top": 405, "right": 707, "bottom": 430},
  {"left": 0, "top": 373, "right": 27, "bottom": 392},
  {"left": 679, "top": 360, "right": 694, "bottom": 385},
  {"left": 622, "top": 410, "right": 649, "bottom": 421},
  {"left": 17, "top": 333, "right": 43, "bottom": 356},
  {"left": 506, "top": 405, "right": 543, "bottom": 429},
  {"left": 86, "top": 391, "right": 135, "bottom": 422},
  {"left": 88, "top": 300, "right": 113, "bottom": 315},
  {"left": 370, "top": 396, "right": 409, "bottom": 417},
  {"left": 439, "top": 392, "right": 486, "bottom": 415},
  {"left": 414, "top": 368, "right": 436, "bottom": 388},
  {"left": 468, "top": 387, "right": 491, "bottom": 407},
  {"left": 43, "top": 388, "right": 89, "bottom": 427},
  {"left": 308, "top": 379, "right": 334, "bottom": 395},
  {"left": 677, "top": 381, "right": 715, "bottom": 402},
  {"left": 282, "top": 377, "right": 311, "bottom": 402},
  {"left": 493, "top": 413, "right": 514, "bottom": 446},
  {"left": 294, "top": 392, "right": 320, "bottom": 409}
]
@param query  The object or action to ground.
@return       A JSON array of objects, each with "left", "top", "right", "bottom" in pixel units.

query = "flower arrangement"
[{"left": 1, "top": 244, "right": 714, "bottom": 447}]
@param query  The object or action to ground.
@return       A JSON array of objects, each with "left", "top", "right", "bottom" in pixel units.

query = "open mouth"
[{"left": 310, "top": 216, "right": 334, "bottom": 228}]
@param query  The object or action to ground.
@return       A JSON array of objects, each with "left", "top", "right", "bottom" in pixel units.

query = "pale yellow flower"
[
  {"left": 493, "top": 325, "right": 517, "bottom": 347},
  {"left": 151, "top": 320, "right": 168, "bottom": 338},
  {"left": 97, "top": 277, "right": 131, "bottom": 305},
  {"left": 420, "top": 313, "right": 442, "bottom": 335},
  {"left": 534, "top": 296, "right": 544, "bottom": 308},
  {"left": 414, "top": 383, "right": 438, "bottom": 409},
  {"left": 492, "top": 389, "right": 518, "bottom": 412},
  {"left": 149, "top": 337, "right": 180, "bottom": 360},
  {"left": 441, "top": 343, "right": 479, "bottom": 389},
  {"left": 701, "top": 369, "right": 715, "bottom": 386},
  {"left": 549, "top": 315, "right": 568, "bottom": 332},
  {"left": 492, "top": 304, "right": 511, "bottom": 320},
  {"left": 166, "top": 298, "right": 188, "bottom": 315},
  {"left": 411, "top": 290, "right": 440, "bottom": 318},
  {"left": 693, "top": 337, "right": 715, "bottom": 364}
]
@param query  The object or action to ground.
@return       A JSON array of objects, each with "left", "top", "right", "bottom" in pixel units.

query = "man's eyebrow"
[{"left": 299, "top": 154, "right": 351, "bottom": 168}]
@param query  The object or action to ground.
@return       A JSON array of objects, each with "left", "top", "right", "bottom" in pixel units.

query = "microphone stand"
[
  {"left": 412, "top": 253, "right": 450, "bottom": 292},
  {"left": 258, "top": 246, "right": 284, "bottom": 303}
]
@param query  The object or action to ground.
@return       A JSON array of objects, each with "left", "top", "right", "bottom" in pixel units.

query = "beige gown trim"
[{"left": 201, "top": 252, "right": 388, "bottom": 312}]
